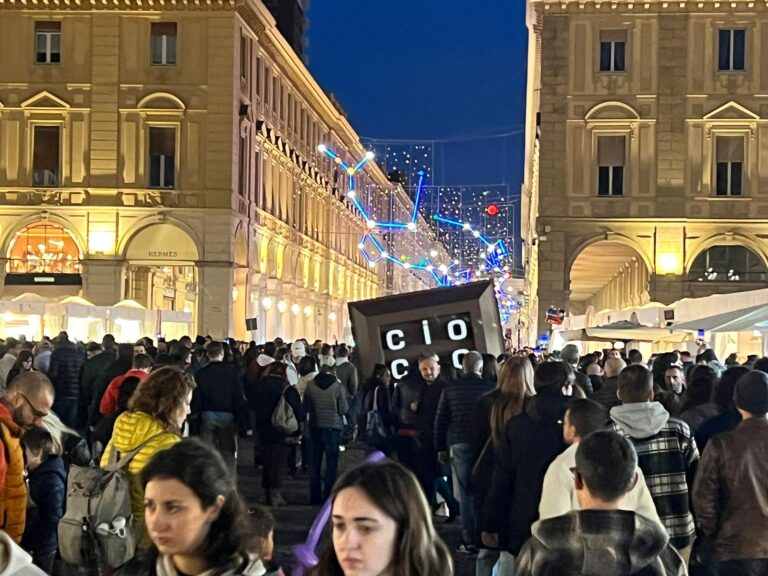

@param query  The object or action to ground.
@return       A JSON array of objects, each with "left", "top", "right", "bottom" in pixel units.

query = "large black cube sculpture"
[{"left": 348, "top": 280, "right": 505, "bottom": 380}]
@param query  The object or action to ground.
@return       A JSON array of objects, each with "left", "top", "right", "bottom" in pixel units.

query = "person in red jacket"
[{"left": 99, "top": 353, "right": 153, "bottom": 415}]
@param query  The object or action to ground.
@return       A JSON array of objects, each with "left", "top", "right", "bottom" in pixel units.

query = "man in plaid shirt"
[{"left": 610, "top": 364, "right": 699, "bottom": 562}]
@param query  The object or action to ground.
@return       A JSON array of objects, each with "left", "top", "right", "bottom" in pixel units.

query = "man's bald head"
[
  {"left": 604, "top": 357, "right": 627, "bottom": 379},
  {"left": 7, "top": 371, "right": 54, "bottom": 398},
  {"left": 4, "top": 372, "right": 55, "bottom": 430}
]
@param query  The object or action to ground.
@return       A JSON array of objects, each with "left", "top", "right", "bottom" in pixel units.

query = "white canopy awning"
[
  {"left": 672, "top": 304, "right": 768, "bottom": 333},
  {"left": 558, "top": 320, "right": 692, "bottom": 344}
]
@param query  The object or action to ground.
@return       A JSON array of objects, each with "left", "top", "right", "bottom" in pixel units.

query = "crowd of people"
[{"left": 0, "top": 329, "right": 766, "bottom": 576}]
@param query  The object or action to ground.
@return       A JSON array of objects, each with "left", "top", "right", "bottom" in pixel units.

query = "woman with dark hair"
[
  {"left": 481, "top": 353, "right": 498, "bottom": 385},
  {"left": 695, "top": 365, "right": 751, "bottom": 452},
  {"left": 678, "top": 364, "right": 719, "bottom": 432},
  {"left": 6, "top": 350, "right": 35, "bottom": 386},
  {"left": 250, "top": 362, "right": 304, "bottom": 507},
  {"left": 101, "top": 366, "right": 196, "bottom": 544},
  {"left": 359, "top": 364, "right": 395, "bottom": 445},
  {"left": 116, "top": 439, "right": 266, "bottom": 576},
  {"left": 470, "top": 356, "right": 535, "bottom": 574},
  {"left": 309, "top": 460, "right": 452, "bottom": 576}
]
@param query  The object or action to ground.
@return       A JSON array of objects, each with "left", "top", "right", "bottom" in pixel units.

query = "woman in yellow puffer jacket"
[{"left": 101, "top": 366, "right": 196, "bottom": 545}]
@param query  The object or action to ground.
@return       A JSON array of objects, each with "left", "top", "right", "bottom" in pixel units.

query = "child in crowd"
[
  {"left": 21, "top": 426, "right": 67, "bottom": 575},
  {"left": 249, "top": 506, "right": 284, "bottom": 576}
]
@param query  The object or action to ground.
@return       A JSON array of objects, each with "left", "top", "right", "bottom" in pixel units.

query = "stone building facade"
[
  {"left": 0, "top": 0, "right": 440, "bottom": 341},
  {"left": 524, "top": 0, "right": 768, "bottom": 338}
]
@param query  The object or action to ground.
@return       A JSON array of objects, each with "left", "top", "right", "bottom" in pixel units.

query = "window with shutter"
[
  {"left": 149, "top": 127, "right": 176, "bottom": 188},
  {"left": 597, "top": 135, "right": 625, "bottom": 196},
  {"left": 151, "top": 22, "right": 177, "bottom": 65},
  {"left": 35, "top": 22, "right": 61, "bottom": 64},
  {"left": 715, "top": 136, "right": 744, "bottom": 196}
]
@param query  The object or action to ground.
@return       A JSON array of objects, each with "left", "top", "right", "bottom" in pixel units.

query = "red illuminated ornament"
[{"left": 486, "top": 203, "right": 499, "bottom": 216}]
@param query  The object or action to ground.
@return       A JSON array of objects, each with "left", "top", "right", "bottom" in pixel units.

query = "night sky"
[{"left": 307, "top": 0, "right": 528, "bottom": 207}]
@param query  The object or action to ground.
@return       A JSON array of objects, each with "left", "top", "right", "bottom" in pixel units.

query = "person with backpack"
[
  {"left": 0, "top": 372, "right": 55, "bottom": 542},
  {"left": 248, "top": 362, "right": 304, "bottom": 507},
  {"left": 115, "top": 439, "right": 267, "bottom": 576},
  {"left": 100, "top": 366, "right": 195, "bottom": 545},
  {"left": 91, "top": 375, "right": 142, "bottom": 462},
  {"left": 21, "top": 426, "right": 66, "bottom": 574}
]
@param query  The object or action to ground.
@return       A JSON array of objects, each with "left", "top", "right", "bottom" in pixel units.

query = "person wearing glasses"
[
  {"left": 516, "top": 430, "right": 685, "bottom": 576},
  {"left": 0, "top": 371, "right": 55, "bottom": 542}
]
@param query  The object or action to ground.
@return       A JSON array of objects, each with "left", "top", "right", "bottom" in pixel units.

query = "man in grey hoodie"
[{"left": 609, "top": 364, "right": 698, "bottom": 563}]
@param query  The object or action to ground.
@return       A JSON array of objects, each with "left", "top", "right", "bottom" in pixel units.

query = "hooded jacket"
[
  {"left": 516, "top": 510, "right": 686, "bottom": 576},
  {"left": 482, "top": 389, "right": 569, "bottom": 554},
  {"left": 100, "top": 411, "right": 180, "bottom": 541},
  {"left": 99, "top": 369, "right": 150, "bottom": 415},
  {"left": 539, "top": 442, "right": 660, "bottom": 523},
  {"left": 0, "top": 531, "right": 47, "bottom": 576},
  {"left": 610, "top": 402, "right": 698, "bottom": 550},
  {"left": 21, "top": 455, "right": 66, "bottom": 557},
  {"left": 303, "top": 373, "right": 348, "bottom": 430},
  {"left": 249, "top": 372, "right": 305, "bottom": 444},
  {"left": 245, "top": 354, "right": 275, "bottom": 392}
]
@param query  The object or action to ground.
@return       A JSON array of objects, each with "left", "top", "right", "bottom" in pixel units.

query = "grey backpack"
[
  {"left": 271, "top": 387, "right": 298, "bottom": 434},
  {"left": 59, "top": 434, "right": 163, "bottom": 571}
]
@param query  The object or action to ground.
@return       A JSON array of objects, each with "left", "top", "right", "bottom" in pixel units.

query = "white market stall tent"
[
  {"left": 108, "top": 300, "right": 151, "bottom": 343},
  {"left": 154, "top": 309, "right": 194, "bottom": 341},
  {"left": 53, "top": 296, "right": 108, "bottom": 342},
  {"left": 0, "top": 293, "right": 54, "bottom": 341}
]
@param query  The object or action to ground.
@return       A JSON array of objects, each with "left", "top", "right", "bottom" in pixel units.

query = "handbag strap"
[
  {"left": 471, "top": 436, "right": 493, "bottom": 479},
  {"left": 372, "top": 385, "right": 380, "bottom": 411},
  {"left": 106, "top": 433, "right": 167, "bottom": 472}
]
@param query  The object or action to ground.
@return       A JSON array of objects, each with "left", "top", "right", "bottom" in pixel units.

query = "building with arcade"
[
  {"left": 0, "top": 0, "right": 443, "bottom": 342},
  {"left": 523, "top": 0, "right": 768, "bottom": 353}
]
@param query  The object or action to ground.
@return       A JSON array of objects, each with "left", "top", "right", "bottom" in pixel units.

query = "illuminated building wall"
[
  {"left": 525, "top": 0, "right": 768, "bottom": 338},
  {"left": 0, "top": 0, "right": 439, "bottom": 342}
]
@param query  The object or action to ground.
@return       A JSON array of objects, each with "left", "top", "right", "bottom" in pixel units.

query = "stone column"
[
  {"left": 198, "top": 262, "right": 234, "bottom": 339},
  {"left": 82, "top": 259, "right": 123, "bottom": 306}
]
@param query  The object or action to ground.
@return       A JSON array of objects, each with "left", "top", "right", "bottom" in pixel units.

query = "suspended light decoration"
[{"left": 317, "top": 144, "right": 521, "bottom": 323}]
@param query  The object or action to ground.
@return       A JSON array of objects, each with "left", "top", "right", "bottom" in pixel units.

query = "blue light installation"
[{"left": 317, "top": 144, "right": 521, "bottom": 317}]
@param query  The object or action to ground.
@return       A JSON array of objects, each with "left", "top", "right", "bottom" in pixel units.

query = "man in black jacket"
[
  {"left": 516, "top": 430, "right": 685, "bottom": 576},
  {"left": 392, "top": 351, "right": 445, "bottom": 503},
  {"left": 47, "top": 332, "right": 85, "bottom": 429},
  {"left": 435, "top": 351, "right": 494, "bottom": 549},
  {"left": 192, "top": 341, "right": 246, "bottom": 473},
  {"left": 481, "top": 361, "right": 571, "bottom": 558}
]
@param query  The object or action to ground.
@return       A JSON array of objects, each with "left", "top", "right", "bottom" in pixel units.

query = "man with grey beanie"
[{"left": 693, "top": 370, "right": 768, "bottom": 575}]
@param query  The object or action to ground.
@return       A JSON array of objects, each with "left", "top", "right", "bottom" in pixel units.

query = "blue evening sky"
[{"left": 306, "top": 0, "right": 528, "bottom": 193}]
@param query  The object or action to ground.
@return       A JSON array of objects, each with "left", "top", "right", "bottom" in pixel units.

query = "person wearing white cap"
[{"left": 284, "top": 342, "right": 306, "bottom": 387}]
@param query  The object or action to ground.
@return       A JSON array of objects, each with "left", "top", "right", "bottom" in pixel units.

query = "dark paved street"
[{"left": 236, "top": 439, "right": 476, "bottom": 576}]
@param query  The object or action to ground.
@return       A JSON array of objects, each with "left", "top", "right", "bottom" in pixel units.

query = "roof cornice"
[
  {"left": 0, "top": 0, "right": 234, "bottom": 9},
  {"left": 530, "top": 0, "right": 766, "bottom": 12}
]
